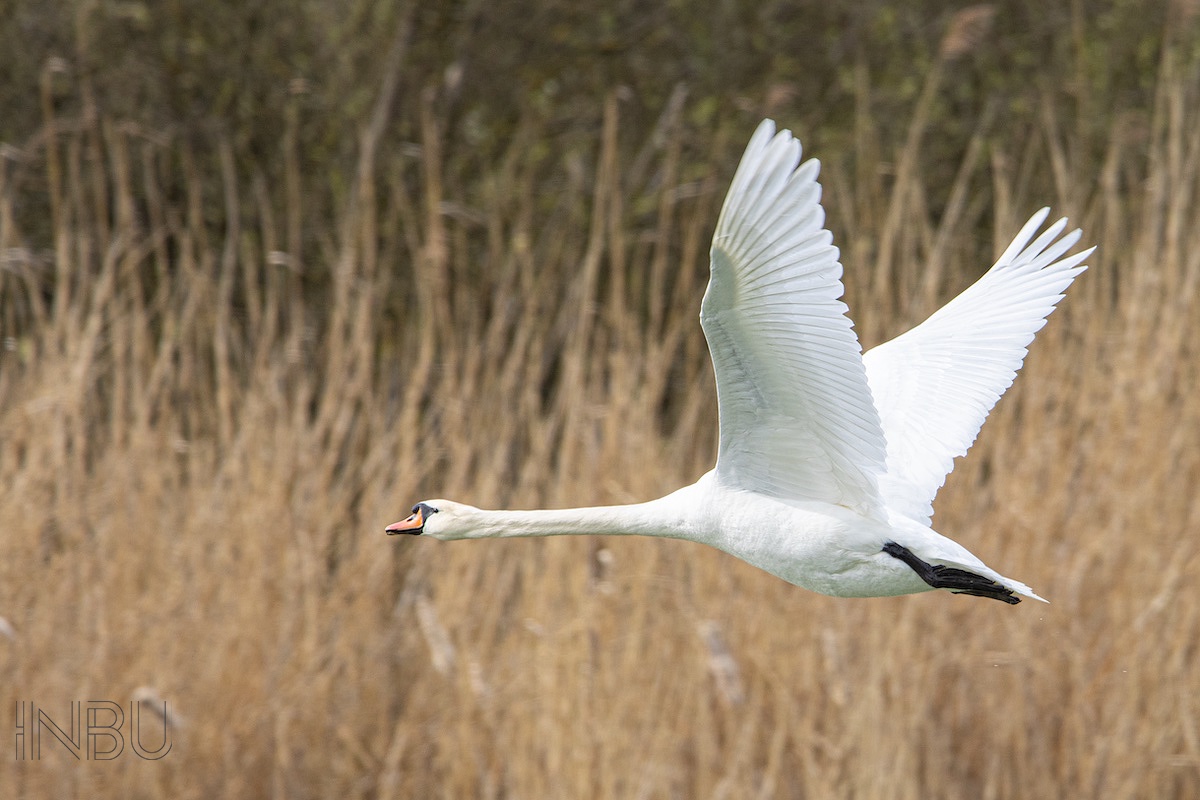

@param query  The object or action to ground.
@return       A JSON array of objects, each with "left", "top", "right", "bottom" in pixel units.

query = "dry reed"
[{"left": 1, "top": 42, "right": 1199, "bottom": 800}]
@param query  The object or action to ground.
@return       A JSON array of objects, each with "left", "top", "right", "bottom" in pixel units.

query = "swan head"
[{"left": 385, "top": 500, "right": 474, "bottom": 540}]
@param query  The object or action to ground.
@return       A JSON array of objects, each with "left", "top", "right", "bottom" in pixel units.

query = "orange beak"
[{"left": 385, "top": 507, "right": 425, "bottom": 535}]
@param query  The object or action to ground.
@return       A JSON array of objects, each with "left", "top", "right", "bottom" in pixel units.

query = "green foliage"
[{"left": 0, "top": 1, "right": 1183, "bottom": 165}]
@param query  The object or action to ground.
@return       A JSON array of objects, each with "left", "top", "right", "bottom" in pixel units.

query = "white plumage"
[{"left": 388, "top": 119, "right": 1094, "bottom": 605}]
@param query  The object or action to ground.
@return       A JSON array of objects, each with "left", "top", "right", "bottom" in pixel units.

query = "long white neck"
[{"left": 441, "top": 487, "right": 704, "bottom": 543}]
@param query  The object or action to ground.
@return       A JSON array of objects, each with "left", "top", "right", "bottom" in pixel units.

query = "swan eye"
[{"left": 415, "top": 503, "right": 439, "bottom": 516}]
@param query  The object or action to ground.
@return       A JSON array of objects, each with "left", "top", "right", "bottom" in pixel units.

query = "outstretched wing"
[
  {"left": 863, "top": 208, "right": 1093, "bottom": 525},
  {"left": 701, "top": 120, "right": 888, "bottom": 518}
]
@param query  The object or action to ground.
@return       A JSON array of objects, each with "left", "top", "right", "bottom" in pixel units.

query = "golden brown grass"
[{"left": 2, "top": 47, "right": 1199, "bottom": 800}]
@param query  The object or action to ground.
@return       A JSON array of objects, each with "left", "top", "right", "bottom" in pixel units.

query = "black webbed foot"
[{"left": 883, "top": 541, "right": 1020, "bottom": 605}]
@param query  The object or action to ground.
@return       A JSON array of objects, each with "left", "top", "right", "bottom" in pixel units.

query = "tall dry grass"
[{"left": 2, "top": 38, "right": 1199, "bottom": 800}]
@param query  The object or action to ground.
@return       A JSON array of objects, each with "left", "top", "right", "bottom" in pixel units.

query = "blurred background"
[{"left": 1, "top": 0, "right": 1198, "bottom": 796}]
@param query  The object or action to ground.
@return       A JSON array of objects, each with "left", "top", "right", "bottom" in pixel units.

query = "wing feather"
[
  {"left": 702, "top": 120, "right": 888, "bottom": 516},
  {"left": 863, "top": 208, "right": 1093, "bottom": 524}
]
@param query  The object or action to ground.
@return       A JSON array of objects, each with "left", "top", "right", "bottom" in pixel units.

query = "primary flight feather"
[{"left": 388, "top": 119, "right": 1094, "bottom": 605}]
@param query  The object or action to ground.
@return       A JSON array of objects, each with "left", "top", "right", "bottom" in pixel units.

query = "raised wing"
[
  {"left": 863, "top": 208, "right": 1093, "bottom": 525},
  {"left": 701, "top": 120, "right": 888, "bottom": 518}
]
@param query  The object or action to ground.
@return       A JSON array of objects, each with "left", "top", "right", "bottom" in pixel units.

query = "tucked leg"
[{"left": 883, "top": 541, "right": 1020, "bottom": 604}]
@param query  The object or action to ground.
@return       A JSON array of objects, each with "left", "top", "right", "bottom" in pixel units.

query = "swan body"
[{"left": 388, "top": 120, "right": 1093, "bottom": 605}]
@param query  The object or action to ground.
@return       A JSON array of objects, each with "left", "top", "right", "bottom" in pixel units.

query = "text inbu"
[{"left": 14, "top": 700, "right": 172, "bottom": 760}]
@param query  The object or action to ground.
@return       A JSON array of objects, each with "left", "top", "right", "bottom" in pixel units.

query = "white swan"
[{"left": 387, "top": 120, "right": 1093, "bottom": 604}]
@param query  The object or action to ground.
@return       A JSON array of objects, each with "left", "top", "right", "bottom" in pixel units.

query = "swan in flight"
[{"left": 388, "top": 120, "right": 1093, "bottom": 604}]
